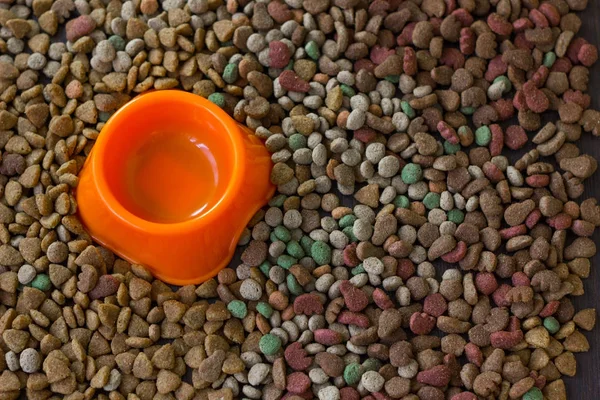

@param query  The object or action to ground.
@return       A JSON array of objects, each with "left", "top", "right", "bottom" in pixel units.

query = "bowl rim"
[{"left": 90, "top": 90, "right": 246, "bottom": 233}]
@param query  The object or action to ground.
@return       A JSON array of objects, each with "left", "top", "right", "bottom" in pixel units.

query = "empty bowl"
[{"left": 76, "top": 90, "right": 274, "bottom": 284}]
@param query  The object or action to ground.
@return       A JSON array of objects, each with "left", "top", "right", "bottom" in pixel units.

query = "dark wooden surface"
[{"left": 562, "top": 3, "right": 600, "bottom": 398}]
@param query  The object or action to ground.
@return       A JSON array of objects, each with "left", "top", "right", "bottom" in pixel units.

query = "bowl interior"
[{"left": 100, "top": 96, "right": 236, "bottom": 224}]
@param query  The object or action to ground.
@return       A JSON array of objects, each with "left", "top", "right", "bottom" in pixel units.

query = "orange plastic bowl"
[{"left": 76, "top": 90, "right": 274, "bottom": 285}]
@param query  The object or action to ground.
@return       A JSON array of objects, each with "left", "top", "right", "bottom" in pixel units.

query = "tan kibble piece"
[
  {"left": 156, "top": 369, "right": 182, "bottom": 394},
  {"left": 554, "top": 352, "right": 577, "bottom": 376},
  {"left": 573, "top": 308, "right": 596, "bottom": 331}
]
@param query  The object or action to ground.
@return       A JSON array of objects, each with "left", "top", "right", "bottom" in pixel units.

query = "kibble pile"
[{"left": 0, "top": 0, "right": 599, "bottom": 399}]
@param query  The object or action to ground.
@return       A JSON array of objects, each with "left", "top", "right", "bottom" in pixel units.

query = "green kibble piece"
[
  {"left": 362, "top": 358, "right": 381, "bottom": 372},
  {"left": 343, "top": 363, "right": 363, "bottom": 385},
  {"left": 286, "top": 240, "right": 305, "bottom": 259},
  {"left": 543, "top": 317, "right": 560, "bottom": 334},
  {"left": 222, "top": 63, "right": 239, "bottom": 84},
  {"left": 300, "top": 236, "right": 314, "bottom": 254},
  {"left": 393, "top": 195, "right": 410, "bottom": 209},
  {"left": 208, "top": 92, "right": 225, "bottom": 107},
  {"left": 401, "top": 163, "right": 422, "bottom": 184},
  {"left": 400, "top": 101, "right": 415, "bottom": 118},
  {"left": 475, "top": 125, "right": 492, "bottom": 146},
  {"left": 342, "top": 226, "right": 358, "bottom": 242},
  {"left": 259, "top": 261, "right": 270, "bottom": 276},
  {"left": 493, "top": 75, "right": 512, "bottom": 93},
  {"left": 523, "top": 387, "right": 543, "bottom": 400},
  {"left": 277, "top": 255, "right": 297, "bottom": 269},
  {"left": 287, "top": 274, "right": 303, "bottom": 295},
  {"left": 289, "top": 134, "right": 307, "bottom": 150},
  {"left": 351, "top": 264, "right": 365, "bottom": 275},
  {"left": 305, "top": 41, "right": 320, "bottom": 60},
  {"left": 274, "top": 226, "right": 291, "bottom": 242},
  {"left": 227, "top": 300, "right": 247, "bottom": 319},
  {"left": 285, "top": 60, "right": 294, "bottom": 70},
  {"left": 269, "top": 195, "right": 286, "bottom": 207},
  {"left": 259, "top": 334, "right": 281, "bottom": 355},
  {"left": 339, "top": 214, "right": 357, "bottom": 229},
  {"left": 340, "top": 84, "right": 355, "bottom": 97},
  {"left": 256, "top": 302, "right": 273, "bottom": 318},
  {"left": 543, "top": 51, "right": 556, "bottom": 68},
  {"left": 311, "top": 240, "right": 331, "bottom": 265},
  {"left": 31, "top": 274, "right": 51, "bottom": 291},
  {"left": 385, "top": 75, "right": 399, "bottom": 83},
  {"left": 269, "top": 232, "right": 279, "bottom": 243},
  {"left": 444, "top": 140, "right": 461, "bottom": 154},
  {"left": 423, "top": 192, "right": 441, "bottom": 209},
  {"left": 460, "top": 106, "right": 475, "bottom": 115},
  {"left": 98, "top": 111, "right": 111, "bottom": 123},
  {"left": 447, "top": 209, "right": 465, "bottom": 224},
  {"left": 108, "top": 35, "right": 126, "bottom": 51}
]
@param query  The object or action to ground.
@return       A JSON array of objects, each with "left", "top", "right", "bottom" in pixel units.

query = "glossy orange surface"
[{"left": 76, "top": 90, "right": 274, "bottom": 285}]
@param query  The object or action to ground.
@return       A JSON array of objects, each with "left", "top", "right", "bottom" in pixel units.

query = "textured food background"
[{"left": 44, "top": 3, "right": 600, "bottom": 398}]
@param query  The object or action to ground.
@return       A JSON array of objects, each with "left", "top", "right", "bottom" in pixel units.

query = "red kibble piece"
[
  {"left": 451, "top": 392, "right": 478, "bottom": 400},
  {"left": 89, "top": 275, "right": 120, "bottom": 300},
  {"left": 286, "top": 372, "right": 311, "bottom": 394},
  {"left": 499, "top": 224, "right": 528, "bottom": 240},
  {"left": 464, "top": 343, "right": 483, "bottom": 367},
  {"left": 489, "top": 124, "right": 504, "bottom": 156},
  {"left": 340, "top": 387, "right": 360, "bottom": 400},
  {"left": 430, "top": 17, "right": 442, "bottom": 35},
  {"left": 452, "top": 8, "right": 473, "bottom": 26},
  {"left": 504, "top": 125, "right": 528, "bottom": 150},
  {"left": 528, "top": 9, "right": 549, "bottom": 28},
  {"left": 267, "top": 1, "right": 292, "bottom": 24},
  {"left": 370, "top": 45, "right": 395, "bottom": 65},
  {"left": 567, "top": 37, "right": 587, "bottom": 64},
  {"left": 343, "top": 243, "right": 360, "bottom": 267},
  {"left": 539, "top": 3, "right": 561, "bottom": 26},
  {"left": 485, "top": 55, "right": 507, "bottom": 82},
  {"left": 526, "top": 174, "right": 550, "bottom": 187},
  {"left": 511, "top": 272, "right": 530, "bottom": 287},
  {"left": 492, "top": 284, "right": 512, "bottom": 307},
  {"left": 475, "top": 272, "right": 498, "bottom": 295},
  {"left": 354, "top": 59, "right": 376, "bottom": 73},
  {"left": 547, "top": 213, "right": 572, "bottom": 229},
  {"left": 513, "top": 18, "right": 534, "bottom": 32},
  {"left": 372, "top": 288, "right": 394, "bottom": 310},
  {"left": 284, "top": 342, "right": 313, "bottom": 371},
  {"left": 397, "top": 22, "right": 416, "bottom": 46},
  {"left": 368, "top": 0, "right": 389, "bottom": 16},
  {"left": 551, "top": 57, "right": 572, "bottom": 73},
  {"left": 539, "top": 301, "right": 560, "bottom": 317},
  {"left": 525, "top": 209, "right": 542, "bottom": 229},
  {"left": 492, "top": 98, "right": 515, "bottom": 121},
  {"left": 483, "top": 162, "right": 505, "bottom": 182},
  {"left": 409, "top": 312, "right": 436, "bottom": 335},
  {"left": 423, "top": 293, "right": 447, "bottom": 317},
  {"left": 339, "top": 280, "right": 369, "bottom": 312},
  {"left": 490, "top": 330, "right": 524, "bottom": 349},
  {"left": 279, "top": 70, "right": 310, "bottom": 92},
  {"left": 532, "top": 371, "right": 547, "bottom": 389},
  {"left": 578, "top": 43, "right": 599, "bottom": 67},
  {"left": 508, "top": 316, "right": 521, "bottom": 332},
  {"left": 513, "top": 89, "right": 527, "bottom": 111},
  {"left": 314, "top": 329, "right": 343, "bottom": 345},
  {"left": 293, "top": 293, "right": 324, "bottom": 316},
  {"left": 417, "top": 365, "right": 452, "bottom": 387},
  {"left": 403, "top": 46, "right": 417, "bottom": 75},
  {"left": 354, "top": 127, "right": 378, "bottom": 143},
  {"left": 487, "top": 13, "right": 513, "bottom": 35},
  {"left": 441, "top": 241, "right": 467, "bottom": 263},
  {"left": 459, "top": 27, "right": 475, "bottom": 55},
  {"left": 563, "top": 90, "right": 591, "bottom": 109},
  {"left": 269, "top": 41, "right": 291, "bottom": 69},
  {"left": 531, "top": 65, "right": 549, "bottom": 87},
  {"left": 440, "top": 48, "right": 465, "bottom": 69},
  {"left": 338, "top": 311, "right": 371, "bottom": 328},
  {"left": 396, "top": 259, "right": 415, "bottom": 281},
  {"left": 523, "top": 83, "right": 549, "bottom": 113},
  {"left": 444, "top": 0, "right": 457, "bottom": 14},
  {"left": 438, "top": 121, "right": 459, "bottom": 144},
  {"left": 514, "top": 32, "right": 534, "bottom": 50}
]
